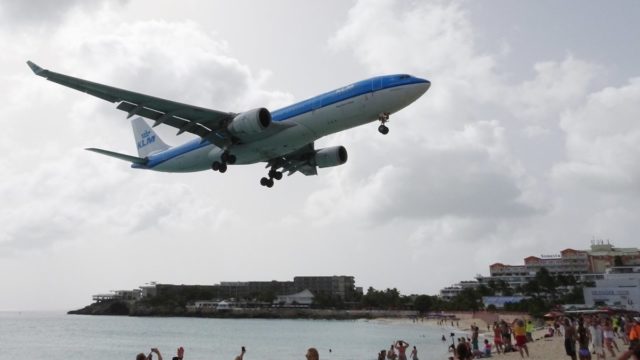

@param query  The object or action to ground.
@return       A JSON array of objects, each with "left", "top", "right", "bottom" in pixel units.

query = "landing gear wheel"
[
  {"left": 218, "top": 163, "right": 227, "bottom": 173},
  {"left": 211, "top": 161, "right": 221, "bottom": 171},
  {"left": 260, "top": 177, "right": 269, "bottom": 186},
  {"left": 378, "top": 124, "right": 389, "bottom": 135},
  {"left": 266, "top": 179, "right": 274, "bottom": 188},
  {"left": 221, "top": 151, "right": 236, "bottom": 164},
  {"left": 274, "top": 171, "right": 283, "bottom": 180}
]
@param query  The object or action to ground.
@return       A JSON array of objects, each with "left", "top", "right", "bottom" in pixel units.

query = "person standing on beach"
[
  {"left": 471, "top": 325, "right": 479, "bottom": 352},
  {"left": 500, "top": 320, "right": 513, "bottom": 352},
  {"left": 591, "top": 318, "right": 605, "bottom": 360},
  {"left": 564, "top": 318, "right": 578, "bottom": 360},
  {"left": 387, "top": 344, "right": 397, "bottom": 360},
  {"left": 513, "top": 319, "right": 530, "bottom": 358},
  {"left": 603, "top": 318, "right": 619, "bottom": 357},
  {"left": 525, "top": 320, "right": 534, "bottom": 342},
  {"left": 409, "top": 346, "right": 418, "bottom": 360},
  {"left": 394, "top": 340, "right": 409, "bottom": 360},
  {"left": 577, "top": 320, "right": 591, "bottom": 360},
  {"left": 493, "top": 322, "right": 504, "bottom": 354}
]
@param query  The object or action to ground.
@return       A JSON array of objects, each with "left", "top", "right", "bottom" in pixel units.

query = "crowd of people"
[
  {"left": 557, "top": 314, "right": 640, "bottom": 360},
  {"left": 378, "top": 340, "right": 419, "bottom": 360},
  {"left": 446, "top": 319, "right": 533, "bottom": 359},
  {"left": 445, "top": 314, "right": 640, "bottom": 360}
]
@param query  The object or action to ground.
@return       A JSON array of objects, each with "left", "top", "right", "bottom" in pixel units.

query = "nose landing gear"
[{"left": 377, "top": 112, "right": 390, "bottom": 135}]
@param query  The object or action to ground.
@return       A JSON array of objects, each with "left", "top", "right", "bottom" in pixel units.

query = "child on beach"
[{"left": 483, "top": 339, "right": 492, "bottom": 357}]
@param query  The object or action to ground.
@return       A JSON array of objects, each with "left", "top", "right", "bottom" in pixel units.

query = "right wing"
[{"left": 27, "top": 61, "right": 237, "bottom": 148}]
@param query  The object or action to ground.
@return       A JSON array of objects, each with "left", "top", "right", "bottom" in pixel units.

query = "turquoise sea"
[{"left": 0, "top": 312, "right": 460, "bottom": 360}]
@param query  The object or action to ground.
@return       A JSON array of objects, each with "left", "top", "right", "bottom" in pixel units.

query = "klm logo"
[{"left": 137, "top": 130, "right": 156, "bottom": 149}]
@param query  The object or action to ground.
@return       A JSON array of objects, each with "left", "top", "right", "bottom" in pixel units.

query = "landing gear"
[
  {"left": 221, "top": 151, "right": 236, "bottom": 165},
  {"left": 260, "top": 177, "right": 274, "bottom": 188},
  {"left": 261, "top": 168, "right": 283, "bottom": 188},
  {"left": 377, "top": 112, "right": 390, "bottom": 135},
  {"left": 211, "top": 151, "right": 234, "bottom": 173},
  {"left": 268, "top": 169, "right": 283, "bottom": 180}
]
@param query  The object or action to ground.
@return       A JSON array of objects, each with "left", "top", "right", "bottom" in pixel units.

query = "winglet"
[{"left": 26, "top": 60, "right": 46, "bottom": 76}]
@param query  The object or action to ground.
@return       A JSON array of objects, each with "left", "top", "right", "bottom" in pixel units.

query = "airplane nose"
[
  {"left": 412, "top": 78, "right": 430, "bottom": 98},
  {"left": 418, "top": 78, "right": 431, "bottom": 94}
]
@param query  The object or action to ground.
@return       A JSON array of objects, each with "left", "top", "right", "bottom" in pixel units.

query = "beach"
[{"left": 375, "top": 316, "right": 570, "bottom": 360}]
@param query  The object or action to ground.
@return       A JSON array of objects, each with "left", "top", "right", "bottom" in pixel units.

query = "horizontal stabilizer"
[{"left": 85, "top": 148, "right": 148, "bottom": 165}]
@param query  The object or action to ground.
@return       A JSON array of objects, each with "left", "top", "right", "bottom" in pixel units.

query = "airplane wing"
[{"left": 26, "top": 61, "right": 239, "bottom": 148}]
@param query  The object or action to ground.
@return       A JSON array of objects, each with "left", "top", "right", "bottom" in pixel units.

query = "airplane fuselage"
[{"left": 138, "top": 74, "right": 430, "bottom": 172}]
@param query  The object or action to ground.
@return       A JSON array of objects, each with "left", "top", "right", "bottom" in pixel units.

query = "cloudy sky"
[{"left": 1, "top": 0, "right": 639, "bottom": 311}]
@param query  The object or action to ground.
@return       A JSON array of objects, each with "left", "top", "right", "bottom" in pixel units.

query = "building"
[
  {"left": 439, "top": 281, "right": 481, "bottom": 300},
  {"left": 293, "top": 276, "right": 356, "bottom": 300},
  {"left": 475, "top": 241, "right": 640, "bottom": 289},
  {"left": 583, "top": 266, "right": 640, "bottom": 311},
  {"left": 588, "top": 242, "right": 640, "bottom": 273},
  {"left": 216, "top": 281, "right": 295, "bottom": 300},
  {"left": 440, "top": 241, "right": 640, "bottom": 296},
  {"left": 275, "top": 289, "right": 315, "bottom": 306}
]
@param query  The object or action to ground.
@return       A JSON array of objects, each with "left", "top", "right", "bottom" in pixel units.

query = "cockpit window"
[{"left": 399, "top": 74, "right": 410, "bottom": 79}]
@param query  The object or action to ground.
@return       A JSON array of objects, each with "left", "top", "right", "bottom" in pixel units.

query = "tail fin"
[{"left": 131, "top": 117, "right": 170, "bottom": 157}]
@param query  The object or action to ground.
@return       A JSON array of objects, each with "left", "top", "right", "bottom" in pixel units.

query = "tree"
[{"left": 413, "top": 295, "right": 434, "bottom": 313}]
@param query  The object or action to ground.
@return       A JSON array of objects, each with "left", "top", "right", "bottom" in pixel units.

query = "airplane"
[{"left": 27, "top": 61, "right": 430, "bottom": 188}]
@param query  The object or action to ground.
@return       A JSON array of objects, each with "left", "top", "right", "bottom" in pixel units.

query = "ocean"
[{"left": 0, "top": 312, "right": 461, "bottom": 360}]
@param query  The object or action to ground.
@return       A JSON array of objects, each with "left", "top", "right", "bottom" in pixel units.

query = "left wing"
[{"left": 27, "top": 61, "right": 237, "bottom": 147}]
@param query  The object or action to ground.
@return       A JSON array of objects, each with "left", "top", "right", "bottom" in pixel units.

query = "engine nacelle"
[
  {"left": 227, "top": 108, "right": 271, "bottom": 137},
  {"left": 314, "top": 146, "right": 348, "bottom": 168}
]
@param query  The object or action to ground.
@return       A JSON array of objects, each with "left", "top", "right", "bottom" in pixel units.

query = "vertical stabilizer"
[{"left": 131, "top": 117, "right": 170, "bottom": 157}]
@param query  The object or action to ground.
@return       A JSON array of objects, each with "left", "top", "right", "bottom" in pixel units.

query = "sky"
[{"left": 1, "top": 0, "right": 639, "bottom": 311}]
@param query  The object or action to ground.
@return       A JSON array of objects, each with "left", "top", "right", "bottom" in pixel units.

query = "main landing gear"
[
  {"left": 260, "top": 168, "right": 283, "bottom": 188},
  {"left": 211, "top": 150, "right": 237, "bottom": 173},
  {"left": 378, "top": 112, "right": 390, "bottom": 135}
]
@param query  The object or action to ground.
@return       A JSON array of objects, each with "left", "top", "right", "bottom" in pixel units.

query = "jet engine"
[
  {"left": 314, "top": 146, "right": 348, "bottom": 168},
  {"left": 227, "top": 108, "right": 271, "bottom": 137}
]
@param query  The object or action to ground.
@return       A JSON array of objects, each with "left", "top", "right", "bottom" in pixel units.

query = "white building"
[
  {"left": 583, "top": 266, "right": 640, "bottom": 311},
  {"left": 438, "top": 281, "right": 481, "bottom": 300},
  {"left": 275, "top": 289, "right": 314, "bottom": 306}
]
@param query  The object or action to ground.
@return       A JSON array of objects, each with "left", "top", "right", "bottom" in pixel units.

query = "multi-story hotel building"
[{"left": 440, "top": 241, "right": 640, "bottom": 297}]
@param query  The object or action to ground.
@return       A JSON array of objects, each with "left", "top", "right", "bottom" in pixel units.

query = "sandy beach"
[{"left": 373, "top": 317, "right": 571, "bottom": 360}]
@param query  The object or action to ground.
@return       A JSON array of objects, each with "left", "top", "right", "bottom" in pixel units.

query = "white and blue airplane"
[{"left": 27, "top": 61, "right": 430, "bottom": 187}]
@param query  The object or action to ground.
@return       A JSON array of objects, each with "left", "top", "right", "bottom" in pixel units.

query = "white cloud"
[{"left": 552, "top": 77, "right": 640, "bottom": 194}]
